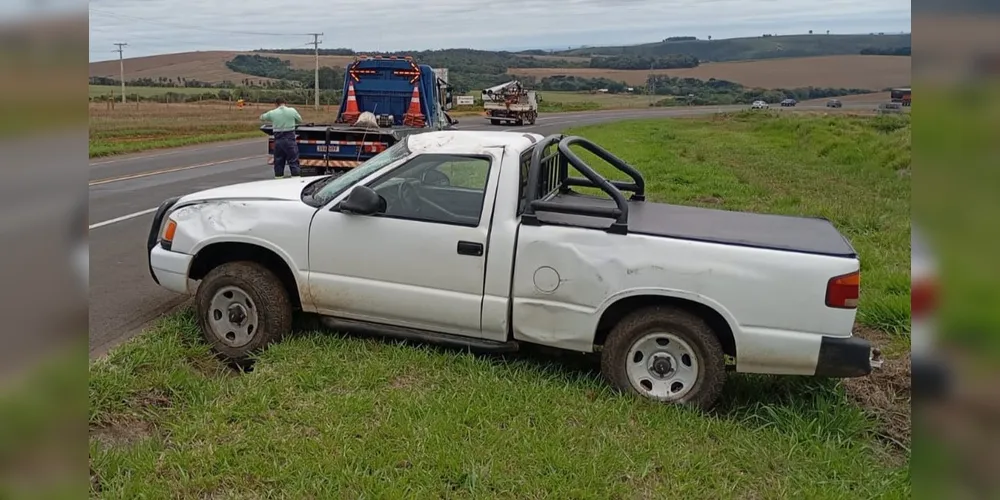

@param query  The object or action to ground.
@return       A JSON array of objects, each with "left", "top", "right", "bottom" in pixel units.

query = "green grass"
[
  {"left": 90, "top": 131, "right": 262, "bottom": 158},
  {"left": 540, "top": 91, "right": 651, "bottom": 110},
  {"left": 89, "top": 85, "right": 217, "bottom": 98},
  {"left": 90, "top": 113, "right": 911, "bottom": 498},
  {"left": 565, "top": 112, "right": 911, "bottom": 335},
  {"left": 90, "top": 312, "right": 908, "bottom": 498}
]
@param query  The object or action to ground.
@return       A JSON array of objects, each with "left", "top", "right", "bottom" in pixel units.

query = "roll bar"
[{"left": 522, "top": 134, "right": 646, "bottom": 235}]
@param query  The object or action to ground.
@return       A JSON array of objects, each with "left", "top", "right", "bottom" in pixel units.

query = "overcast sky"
[{"left": 88, "top": 0, "right": 910, "bottom": 62}]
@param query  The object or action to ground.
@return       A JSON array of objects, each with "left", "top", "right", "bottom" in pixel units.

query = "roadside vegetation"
[{"left": 90, "top": 113, "right": 911, "bottom": 497}]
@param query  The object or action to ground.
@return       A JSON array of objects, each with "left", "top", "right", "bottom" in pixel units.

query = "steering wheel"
[
  {"left": 396, "top": 179, "right": 423, "bottom": 214},
  {"left": 421, "top": 169, "right": 451, "bottom": 187}
]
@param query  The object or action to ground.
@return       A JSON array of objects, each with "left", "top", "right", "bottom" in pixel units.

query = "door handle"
[{"left": 457, "top": 240, "right": 484, "bottom": 256}]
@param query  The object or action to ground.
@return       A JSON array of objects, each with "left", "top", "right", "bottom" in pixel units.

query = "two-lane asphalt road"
[{"left": 87, "top": 103, "right": 872, "bottom": 356}]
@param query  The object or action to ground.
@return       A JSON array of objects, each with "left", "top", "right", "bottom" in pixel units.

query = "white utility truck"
[
  {"left": 482, "top": 80, "right": 538, "bottom": 126},
  {"left": 147, "top": 131, "right": 880, "bottom": 410}
]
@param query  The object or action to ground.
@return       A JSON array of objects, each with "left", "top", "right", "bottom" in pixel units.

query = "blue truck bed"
[{"left": 260, "top": 56, "right": 453, "bottom": 176}]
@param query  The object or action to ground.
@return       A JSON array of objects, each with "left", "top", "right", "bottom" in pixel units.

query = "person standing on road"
[{"left": 260, "top": 97, "right": 303, "bottom": 178}]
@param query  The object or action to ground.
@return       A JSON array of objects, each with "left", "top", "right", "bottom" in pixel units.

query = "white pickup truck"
[{"left": 147, "top": 130, "right": 880, "bottom": 409}]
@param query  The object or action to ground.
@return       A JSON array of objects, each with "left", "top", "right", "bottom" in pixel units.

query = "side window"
[{"left": 368, "top": 154, "right": 492, "bottom": 226}]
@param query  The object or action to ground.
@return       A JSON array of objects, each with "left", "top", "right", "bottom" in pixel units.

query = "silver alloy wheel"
[
  {"left": 625, "top": 332, "right": 700, "bottom": 401},
  {"left": 208, "top": 286, "right": 259, "bottom": 348}
]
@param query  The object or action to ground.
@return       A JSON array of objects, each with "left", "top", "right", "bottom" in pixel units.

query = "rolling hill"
[
  {"left": 551, "top": 33, "right": 911, "bottom": 62},
  {"left": 89, "top": 33, "right": 911, "bottom": 91},
  {"left": 510, "top": 55, "right": 910, "bottom": 90}
]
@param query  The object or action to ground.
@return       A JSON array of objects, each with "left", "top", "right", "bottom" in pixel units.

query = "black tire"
[
  {"left": 490, "top": 119, "right": 500, "bottom": 126},
  {"left": 601, "top": 306, "right": 726, "bottom": 411},
  {"left": 515, "top": 119, "right": 524, "bottom": 126},
  {"left": 195, "top": 261, "right": 292, "bottom": 362}
]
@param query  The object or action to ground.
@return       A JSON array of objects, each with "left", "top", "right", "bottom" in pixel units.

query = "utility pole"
[
  {"left": 114, "top": 42, "right": 128, "bottom": 103},
  {"left": 308, "top": 33, "right": 323, "bottom": 110}
]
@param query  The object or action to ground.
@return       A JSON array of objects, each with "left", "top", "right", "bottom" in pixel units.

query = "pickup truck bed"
[{"left": 535, "top": 191, "right": 857, "bottom": 258}]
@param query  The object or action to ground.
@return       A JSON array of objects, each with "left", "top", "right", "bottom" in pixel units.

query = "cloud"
[{"left": 88, "top": 0, "right": 910, "bottom": 61}]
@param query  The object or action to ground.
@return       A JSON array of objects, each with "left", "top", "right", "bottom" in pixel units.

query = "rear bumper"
[{"left": 814, "top": 335, "right": 882, "bottom": 378}]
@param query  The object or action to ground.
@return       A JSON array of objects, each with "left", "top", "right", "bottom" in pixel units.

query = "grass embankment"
[
  {"left": 88, "top": 101, "right": 342, "bottom": 158},
  {"left": 86, "top": 92, "right": 612, "bottom": 158},
  {"left": 90, "top": 113, "right": 911, "bottom": 498}
]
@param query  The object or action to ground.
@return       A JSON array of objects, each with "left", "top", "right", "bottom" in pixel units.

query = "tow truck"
[
  {"left": 261, "top": 55, "right": 457, "bottom": 176},
  {"left": 482, "top": 80, "right": 538, "bottom": 126}
]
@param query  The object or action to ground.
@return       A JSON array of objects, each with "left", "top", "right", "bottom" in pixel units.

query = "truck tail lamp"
[
  {"left": 825, "top": 270, "right": 860, "bottom": 309},
  {"left": 911, "top": 277, "right": 937, "bottom": 318}
]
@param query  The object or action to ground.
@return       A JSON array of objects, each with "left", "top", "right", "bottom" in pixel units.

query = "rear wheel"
[
  {"left": 490, "top": 119, "right": 500, "bottom": 126},
  {"left": 195, "top": 261, "right": 292, "bottom": 362},
  {"left": 601, "top": 306, "right": 726, "bottom": 410}
]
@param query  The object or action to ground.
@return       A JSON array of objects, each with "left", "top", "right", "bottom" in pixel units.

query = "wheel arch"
[
  {"left": 593, "top": 291, "right": 738, "bottom": 358},
  {"left": 188, "top": 241, "right": 303, "bottom": 310}
]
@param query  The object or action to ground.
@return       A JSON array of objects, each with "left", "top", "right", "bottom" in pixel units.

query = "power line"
[
  {"left": 307, "top": 33, "right": 323, "bottom": 110},
  {"left": 113, "top": 42, "right": 127, "bottom": 103}
]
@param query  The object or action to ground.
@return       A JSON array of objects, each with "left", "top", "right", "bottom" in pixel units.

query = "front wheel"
[
  {"left": 601, "top": 306, "right": 726, "bottom": 410},
  {"left": 195, "top": 261, "right": 293, "bottom": 362}
]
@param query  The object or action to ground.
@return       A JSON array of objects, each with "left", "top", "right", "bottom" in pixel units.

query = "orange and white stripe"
[{"left": 267, "top": 158, "right": 364, "bottom": 168}]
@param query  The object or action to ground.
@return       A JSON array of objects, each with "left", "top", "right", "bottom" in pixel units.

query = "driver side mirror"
[{"left": 338, "top": 185, "right": 385, "bottom": 215}]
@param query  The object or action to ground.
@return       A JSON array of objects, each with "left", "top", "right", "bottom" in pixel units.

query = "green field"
[
  {"left": 89, "top": 113, "right": 911, "bottom": 498},
  {"left": 89, "top": 85, "right": 219, "bottom": 98}
]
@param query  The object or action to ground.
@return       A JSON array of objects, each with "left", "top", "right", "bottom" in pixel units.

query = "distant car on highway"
[
  {"left": 826, "top": 99, "right": 843, "bottom": 108},
  {"left": 780, "top": 98, "right": 797, "bottom": 107},
  {"left": 750, "top": 100, "right": 769, "bottom": 109}
]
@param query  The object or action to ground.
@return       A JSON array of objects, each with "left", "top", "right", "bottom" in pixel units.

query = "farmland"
[
  {"left": 510, "top": 55, "right": 911, "bottom": 90},
  {"left": 88, "top": 101, "right": 339, "bottom": 157},
  {"left": 89, "top": 113, "right": 911, "bottom": 498}
]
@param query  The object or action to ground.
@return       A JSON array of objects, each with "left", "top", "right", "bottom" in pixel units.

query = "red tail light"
[
  {"left": 826, "top": 271, "right": 860, "bottom": 309},
  {"left": 911, "top": 277, "right": 937, "bottom": 317}
]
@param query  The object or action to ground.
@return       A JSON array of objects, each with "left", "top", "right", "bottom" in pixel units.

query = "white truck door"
[{"left": 307, "top": 151, "right": 501, "bottom": 337}]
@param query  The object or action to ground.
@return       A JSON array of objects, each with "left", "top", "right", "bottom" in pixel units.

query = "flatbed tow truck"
[{"left": 260, "top": 55, "right": 457, "bottom": 176}]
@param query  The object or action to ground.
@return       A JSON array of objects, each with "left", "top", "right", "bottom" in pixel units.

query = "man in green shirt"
[{"left": 260, "top": 97, "right": 304, "bottom": 177}]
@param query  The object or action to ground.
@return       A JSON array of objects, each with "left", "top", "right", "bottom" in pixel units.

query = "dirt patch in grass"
[
  {"left": 845, "top": 326, "right": 911, "bottom": 455},
  {"left": 91, "top": 419, "right": 155, "bottom": 448},
  {"left": 389, "top": 373, "right": 422, "bottom": 390}
]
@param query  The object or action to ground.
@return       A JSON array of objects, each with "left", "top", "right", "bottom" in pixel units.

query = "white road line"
[{"left": 89, "top": 207, "right": 158, "bottom": 230}]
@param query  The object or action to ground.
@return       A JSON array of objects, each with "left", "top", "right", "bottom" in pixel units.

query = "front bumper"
[
  {"left": 150, "top": 244, "right": 194, "bottom": 294},
  {"left": 147, "top": 196, "right": 181, "bottom": 285},
  {"left": 814, "top": 335, "right": 883, "bottom": 378}
]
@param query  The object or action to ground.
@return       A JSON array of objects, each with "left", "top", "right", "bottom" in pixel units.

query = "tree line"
[
  {"left": 252, "top": 47, "right": 590, "bottom": 93},
  {"left": 859, "top": 46, "right": 910, "bottom": 56},
  {"left": 588, "top": 54, "right": 700, "bottom": 70},
  {"left": 90, "top": 87, "right": 344, "bottom": 105},
  {"left": 525, "top": 73, "right": 873, "bottom": 105},
  {"left": 225, "top": 55, "right": 346, "bottom": 89}
]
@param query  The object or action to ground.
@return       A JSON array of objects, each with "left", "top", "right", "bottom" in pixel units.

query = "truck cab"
[{"left": 147, "top": 131, "right": 879, "bottom": 410}]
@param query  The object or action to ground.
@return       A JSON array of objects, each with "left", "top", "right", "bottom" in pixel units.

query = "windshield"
[{"left": 309, "top": 139, "right": 412, "bottom": 206}]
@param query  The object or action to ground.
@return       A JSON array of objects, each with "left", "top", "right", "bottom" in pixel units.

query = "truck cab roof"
[{"left": 405, "top": 130, "right": 543, "bottom": 155}]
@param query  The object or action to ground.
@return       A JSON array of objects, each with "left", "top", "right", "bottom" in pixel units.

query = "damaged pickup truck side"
[{"left": 147, "top": 130, "right": 880, "bottom": 410}]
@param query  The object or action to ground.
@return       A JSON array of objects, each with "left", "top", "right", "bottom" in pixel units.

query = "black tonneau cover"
[
  {"left": 520, "top": 134, "right": 857, "bottom": 259},
  {"left": 536, "top": 192, "right": 857, "bottom": 258}
]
